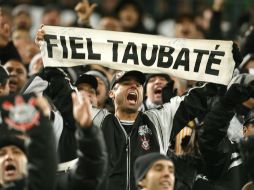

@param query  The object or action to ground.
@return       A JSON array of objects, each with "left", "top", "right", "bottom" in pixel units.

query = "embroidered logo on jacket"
[
  {"left": 138, "top": 125, "right": 152, "bottom": 150},
  {"left": 2, "top": 96, "right": 40, "bottom": 131}
]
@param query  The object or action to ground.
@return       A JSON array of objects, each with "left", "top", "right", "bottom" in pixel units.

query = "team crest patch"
[
  {"left": 138, "top": 125, "right": 152, "bottom": 150},
  {"left": 2, "top": 96, "right": 40, "bottom": 131}
]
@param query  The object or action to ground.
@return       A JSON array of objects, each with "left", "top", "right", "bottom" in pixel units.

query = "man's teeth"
[{"left": 161, "top": 181, "right": 170, "bottom": 186}]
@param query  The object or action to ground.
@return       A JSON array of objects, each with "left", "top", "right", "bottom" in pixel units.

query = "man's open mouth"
[
  {"left": 127, "top": 92, "right": 138, "bottom": 104},
  {"left": 9, "top": 79, "right": 17, "bottom": 88},
  {"left": 154, "top": 87, "right": 162, "bottom": 95},
  {"left": 5, "top": 163, "right": 16, "bottom": 175}
]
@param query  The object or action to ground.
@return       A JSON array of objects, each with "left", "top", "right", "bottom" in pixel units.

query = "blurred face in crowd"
[
  {"left": 15, "top": 39, "right": 39, "bottom": 65},
  {"left": 96, "top": 77, "right": 108, "bottom": 108},
  {"left": 13, "top": 12, "right": 32, "bottom": 30},
  {"left": 41, "top": 10, "right": 60, "bottom": 26},
  {"left": 99, "top": 16, "right": 123, "bottom": 31},
  {"left": 175, "top": 18, "right": 200, "bottom": 39},
  {"left": 4, "top": 60, "right": 27, "bottom": 94},
  {"left": 110, "top": 76, "right": 143, "bottom": 114},
  {"left": 138, "top": 159, "right": 175, "bottom": 190},
  {"left": 0, "top": 8, "right": 11, "bottom": 47},
  {"left": 243, "top": 123, "right": 254, "bottom": 136},
  {"left": 0, "top": 145, "right": 27, "bottom": 185},
  {"left": 0, "top": 79, "right": 10, "bottom": 96},
  {"left": 12, "top": 29, "right": 31, "bottom": 45},
  {"left": 118, "top": 4, "right": 140, "bottom": 30},
  {"left": 146, "top": 76, "right": 168, "bottom": 105},
  {"left": 77, "top": 83, "right": 97, "bottom": 107}
]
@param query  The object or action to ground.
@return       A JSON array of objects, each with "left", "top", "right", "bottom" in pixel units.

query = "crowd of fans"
[{"left": 1, "top": 0, "right": 254, "bottom": 190}]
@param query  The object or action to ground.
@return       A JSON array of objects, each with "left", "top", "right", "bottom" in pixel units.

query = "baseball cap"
[
  {"left": 75, "top": 73, "right": 98, "bottom": 90},
  {"left": 110, "top": 70, "right": 146, "bottom": 90},
  {"left": 86, "top": 70, "right": 110, "bottom": 91},
  {"left": 134, "top": 152, "right": 172, "bottom": 187},
  {"left": 243, "top": 109, "right": 254, "bottom": 126},
  {"left": 0, "top": 65, "right": 9, "bottom": 85},
  {"left": 144, "top": 73, "right": 171, "bottom": 89}
]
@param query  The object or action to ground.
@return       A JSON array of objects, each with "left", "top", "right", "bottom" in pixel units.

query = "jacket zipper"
[
  {"left": 126, "top": 136, "right": 131, "bottom": 190},
  {"left": 117, "top": 119, "right": 131, "bottom": 190}
]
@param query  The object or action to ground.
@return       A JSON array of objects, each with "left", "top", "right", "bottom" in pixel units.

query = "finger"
[
  {"left": 72, "top": 92, "right": 79, "bottom": 106},
  {"left": 90, "top": 3, "right": 97, "bottom": 12},
  {"left": 34, "top": 96, "right": 51, "bottom": 117},
  {"left": 82, "top": 0, "right": 89, "bottom": 7},
  {"left": 75, "top": 2, "right": 82, "bottom": 11},
  {"left": 36, "top": 29, "right": 45, "bottom": 41},
  {"left": 87, "top": 3, "right": 97, "bottom": 16},
  {"left": 83, "top": 93, "right": 91, "bottom": 107}
]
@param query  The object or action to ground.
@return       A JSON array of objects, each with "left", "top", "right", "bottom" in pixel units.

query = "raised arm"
[
  {"left": 198, "top": 83, "right": 252, "bottom": 180},
  {"left": 56, "top": 92, "right": 107, "bottom": 190}
]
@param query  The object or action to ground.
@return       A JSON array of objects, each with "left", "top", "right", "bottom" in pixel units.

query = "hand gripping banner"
[{"left": 40, "top": 25, "right": 235, "bottom": 85}]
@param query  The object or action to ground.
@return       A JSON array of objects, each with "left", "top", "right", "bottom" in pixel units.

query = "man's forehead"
[
  {"left": 77, "top": 83, "right": 94, "bottom": 89},
  {"left": 152, "top": 159, "right": 174, "bottom": 167},
  {"left": 5, "top": 61, "right": 26, "bottom": 70},
  {"left": 0, "top": 145, "right": 22, "bottom": 151}
]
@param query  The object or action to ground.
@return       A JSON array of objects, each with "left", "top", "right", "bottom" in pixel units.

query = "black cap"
[
  {"left": 134, "top": 152, "right": 172, "bottom": 187},
  {"left": 145, "top": 73, "right": 171, "bottom": 83},
  {"left": 244, "top": 109, "right": 254, "bottom": 126},
  {"left": 0, "top": 129, "right": 26, "bottom": 155},
  {"left": 75, "top": 73, "right": 98, "bottom": 90},
  {"left": 86, "top": 70, "right": 110, "bottom": 91},
  {"left": 0, "top": 65, "right": 9, "bottom": 85},
  {"left": 110, "top": 70, "right": 146, "bottom": 90},
  {"left": 143, "top": 73, "right": 172, "bottom": 93}
]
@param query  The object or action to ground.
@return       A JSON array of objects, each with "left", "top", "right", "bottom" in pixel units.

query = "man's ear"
[
  {"left": 138, "top": 178, "right": 146, "bottom": 189},
  {"left": 109, "top": 90, "right": 114, "bottom": 99}
]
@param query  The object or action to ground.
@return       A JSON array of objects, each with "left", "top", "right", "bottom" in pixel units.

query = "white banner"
[{"left": 40, "top": 25, "right": 235, "bottom": 85}]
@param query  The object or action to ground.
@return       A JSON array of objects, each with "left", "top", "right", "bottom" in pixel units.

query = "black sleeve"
[
  {"left": 0, "top": 41, "right": 21, "bottom": 64},
  {"left": 27, "top": 114, "right": 57, "bottom": 190},
  {"left": 42, "top": 69, "right": 76, "bottom": 129},
  {"left": 198, "top": 102, "right": 235, "bottom": 180},
  {"left": 170, "top": 83, "right": 220, "bottom": 140},
  {"left": 206, "top": 10, "right": 223, "bottom": 40},
  {"left": 57, "top": 125, "right": 108, "bottom": 190}
]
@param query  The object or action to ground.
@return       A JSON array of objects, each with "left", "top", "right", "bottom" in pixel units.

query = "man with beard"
[
  {"left": 88, "top": 70, "right": 212, "bottom": 190},
  {"left": 25, "top": 66, "right": 211, "bottom": 190},
  {"left": 32, "top": 23, "right": 226, "bottom": 190},
  {"left": 3, "top": 59, "right": 27, "bottom": 94}
]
